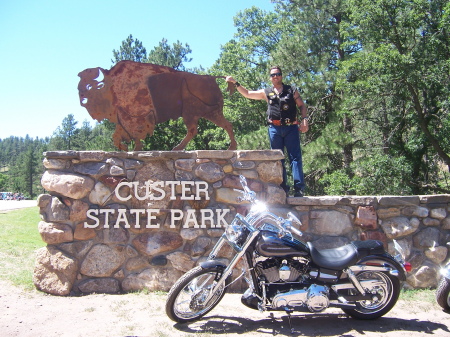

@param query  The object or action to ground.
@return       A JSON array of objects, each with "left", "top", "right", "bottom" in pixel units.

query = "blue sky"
[{"left": 0, "top": 0, "right": 275, "bottom": 140}]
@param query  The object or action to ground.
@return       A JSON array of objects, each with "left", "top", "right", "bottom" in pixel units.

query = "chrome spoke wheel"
[
  {"left": 166, "top": 266, "right": 230, "bottom": 323},
  {"left": 342, "top": 270, "right": 400, "bottom": 320},
  {"left": 355, "top": 271, "right": 392, "bottom": 312}
]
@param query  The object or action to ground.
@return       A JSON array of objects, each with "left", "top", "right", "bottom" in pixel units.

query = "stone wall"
[{"left": 34, "top": 151, "right": 450, "bottom": 296}]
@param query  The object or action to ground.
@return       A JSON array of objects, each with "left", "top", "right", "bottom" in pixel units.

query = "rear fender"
[{"left": 353, "top": 253, "right": 406, "bottom": 281}]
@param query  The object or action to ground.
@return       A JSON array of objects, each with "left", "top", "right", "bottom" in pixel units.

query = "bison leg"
[
  {"left": 134, "top": 139, "right": 143, "bottom": 151},
  {"left": 172, "top": 117, "right": 200, "bottom": 151},
  {"left": 132, "top": 118, "right": 155, "bottom": 151},
  {"left": 204, "top": 111, "right": 237, "bottom": 150},
  {"left": 113, "top": 124, "right": 132, "bottom": 151}
]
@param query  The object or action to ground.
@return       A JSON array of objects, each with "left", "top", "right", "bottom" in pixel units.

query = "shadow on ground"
[{"left": 175, "top": 311, "right": 450, "bottom": 336}]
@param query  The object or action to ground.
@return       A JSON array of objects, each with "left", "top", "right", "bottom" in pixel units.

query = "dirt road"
[
  {"left": 0, "top": 200, "right": 37, "bottom": 212},
  {"left": 1, "top": 279, "right": 449, "bottom": 337}
]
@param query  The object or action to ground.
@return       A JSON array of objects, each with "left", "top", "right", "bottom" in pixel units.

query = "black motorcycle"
[{"left": 166, "top": 176, "right": 410, "bottom": 329}]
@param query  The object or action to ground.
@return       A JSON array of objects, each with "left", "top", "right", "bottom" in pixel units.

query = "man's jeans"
[{"left": 268, "top": 124, "right": 305, "bottom": 192}]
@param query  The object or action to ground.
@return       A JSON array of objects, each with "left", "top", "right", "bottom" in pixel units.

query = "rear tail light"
[{"left": 404, "top": 262, "right": 412, "bottom": 272}]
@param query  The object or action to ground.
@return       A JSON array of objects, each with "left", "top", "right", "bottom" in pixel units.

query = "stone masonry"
[{"left": 34, "top": 151, "right": 450, "bottom": 295}]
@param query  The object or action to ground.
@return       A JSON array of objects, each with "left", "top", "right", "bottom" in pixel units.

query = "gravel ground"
[{"left": 1, "top": 279, "right": 449, "bottom": 337}]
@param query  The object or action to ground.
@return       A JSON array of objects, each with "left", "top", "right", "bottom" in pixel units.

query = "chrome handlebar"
[{"left": 237, "top": 175, "right": 303, "bottom": 239}]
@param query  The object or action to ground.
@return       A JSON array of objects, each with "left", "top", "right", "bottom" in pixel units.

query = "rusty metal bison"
[{"left": 78, "top": 60, "right": 237, "bottom": 151}]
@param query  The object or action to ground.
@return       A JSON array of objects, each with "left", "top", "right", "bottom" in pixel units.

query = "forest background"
[{"left": 1, "top": 0, "right": 449, "bottom": 199}]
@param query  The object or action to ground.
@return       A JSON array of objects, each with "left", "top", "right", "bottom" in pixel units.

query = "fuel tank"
[{"left": 255, "top": 230, "right": 309, "bottom": 257}]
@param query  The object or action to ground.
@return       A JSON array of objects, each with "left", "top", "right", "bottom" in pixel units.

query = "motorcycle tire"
[
  {"left": 342, "top": 270, "right": 401, "bottom": 320},
  {"left": 165, "top": 265, "right": 231, "bottom": 323},
  {"left": 435, "top": 276, "right": 450, "bottom": 311}
]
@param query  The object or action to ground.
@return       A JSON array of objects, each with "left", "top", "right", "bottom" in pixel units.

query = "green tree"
[
  {"left": 75, "top": 120, "right": 94, "bottom": 150},
  {"left": 337, "top": 0, "right": 450, "bottom": 194},
  {"left": 238, "top": 126, "right": 270, "bottom": 150},
  {"left": 112, "top": 34, "right": 147, "bottom": 63},
  {"left": 86, "top": 121, "right": 117, "bottom": 151},
  {"left": 8, "top": 146, "right": 42, "bottom": 198},
  {"left": 351, "top": 153, "right": 413, "bottom": 195},
  {"left": 0, "top": 173, "right": 8, "bottom": 190},
  {"left": 0, "top": 136, "right": 47, "bottom": 197},
  {"left": 51, "top": 114, "right": 78, "bottom": 150},
  {"left": 147, "top": 38, "right": 192, "bottom": 71}
]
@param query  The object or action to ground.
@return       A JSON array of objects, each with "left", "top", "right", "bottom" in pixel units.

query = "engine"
[
  {"left": 253, "top": 257, "right": 330, "bottom": 312},
  {"left": 272, "top": 284, "right": 330, "bottom": 312},
  {"left": 254, "top": 257, "right": 307, "bottom": 283}
]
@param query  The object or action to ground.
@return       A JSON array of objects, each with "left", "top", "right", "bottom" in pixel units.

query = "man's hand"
[
  {"left": 225, "top": 76, "right": 236, "bottom": 83},
  {"left": 299, "top": 119, "right": 309, "bottom": 133}
]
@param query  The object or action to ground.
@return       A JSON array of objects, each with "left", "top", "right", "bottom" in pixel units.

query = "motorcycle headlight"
[{"left": 225, "top": 223, "right": 245, "bottom": 244}]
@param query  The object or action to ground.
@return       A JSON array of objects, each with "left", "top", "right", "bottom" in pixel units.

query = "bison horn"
[
  {"left": 93, "top": 68, "right": 105, "bottom": 89},
  {"left": 94, "top": 67, "right": 104, "bottom": 82}
]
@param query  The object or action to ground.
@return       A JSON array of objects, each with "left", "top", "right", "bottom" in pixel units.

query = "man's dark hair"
[{"left": 270, "top": 66, "right": 282, "bottom": 75}]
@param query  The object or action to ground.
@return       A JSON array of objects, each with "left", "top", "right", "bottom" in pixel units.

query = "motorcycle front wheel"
[
  {"left": 342, "top": 270, "right": 400, "bottom": 320},
  {"left": 165, "top": 266, "right": 231, "bottom": 323},
  {"left": 435, "top": 276, "right": 450, "bottom": 311}
]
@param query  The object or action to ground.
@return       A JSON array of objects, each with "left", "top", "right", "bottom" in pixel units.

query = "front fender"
[
  {"left": 356, "top": 253, "right": 406, "bottom": 281},
  {"left": 200, "top": 260, "right": 227, "bottom": 270}
]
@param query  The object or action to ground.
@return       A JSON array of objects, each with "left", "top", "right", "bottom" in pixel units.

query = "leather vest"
[{"left": 264, "top": 84, "right": 297, "bottom": 124}]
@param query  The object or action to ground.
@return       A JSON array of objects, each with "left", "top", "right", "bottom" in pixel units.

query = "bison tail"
[
  {"left": 226, "top": 81, "right": 235, "bottom": 96},
  {"left": 210, "top": 76, "right": 235, "bottom": 96}
]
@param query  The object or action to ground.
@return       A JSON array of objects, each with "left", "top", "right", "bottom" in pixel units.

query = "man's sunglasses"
[{"left": 270, "top": 72, "right": 282, "bottom": 77}]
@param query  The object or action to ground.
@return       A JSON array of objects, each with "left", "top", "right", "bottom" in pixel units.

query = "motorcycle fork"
[
  {"left": 203, "top": 231, "right": 260, "bottom": 304},
  {"left": 245, "top": 251, "right": 261, "bottom": 294}
]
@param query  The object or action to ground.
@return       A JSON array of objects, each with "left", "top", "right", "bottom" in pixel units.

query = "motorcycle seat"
[{"left": 307, "top": 242, "right": 359, "bottom": 270}]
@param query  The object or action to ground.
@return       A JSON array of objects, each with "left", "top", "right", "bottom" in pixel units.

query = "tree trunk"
[{"left": 407, "top": 83, "right": 450, "bottom": 172}]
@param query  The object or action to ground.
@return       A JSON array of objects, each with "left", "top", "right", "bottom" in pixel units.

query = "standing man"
[{"left": 226, "top": 66, "right": 308, "bottom": 197}]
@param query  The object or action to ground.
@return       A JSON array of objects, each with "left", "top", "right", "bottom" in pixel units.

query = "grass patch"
[
  {"left": 400, "top": 288, "right": 435, "bottom": 303},
  {"left": 0, "top": 207, "right": 43, "bottom": 289}
]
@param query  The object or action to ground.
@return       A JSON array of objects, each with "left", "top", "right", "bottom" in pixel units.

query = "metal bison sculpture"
[{"left": 78, "top": 60, "right": 237, "bottom": 151}]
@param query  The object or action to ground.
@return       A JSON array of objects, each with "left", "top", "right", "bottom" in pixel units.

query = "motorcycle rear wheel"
[
  {"left": 166, "top": 266, "right": 231, "bottom": 323},
  {"left": 342, "top": 271, "right": 400, "bottom": 320},
  {"left": 435, "top": 276, "right": 450, "bottom": 311}
]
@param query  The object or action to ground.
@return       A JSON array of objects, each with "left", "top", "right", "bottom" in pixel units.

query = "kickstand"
[
  {"left": 284, "top": 308, "right": 294, "bottom": 334},
  {"left": 270, "top": 312, "right": 276, "bottom": 323}
]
